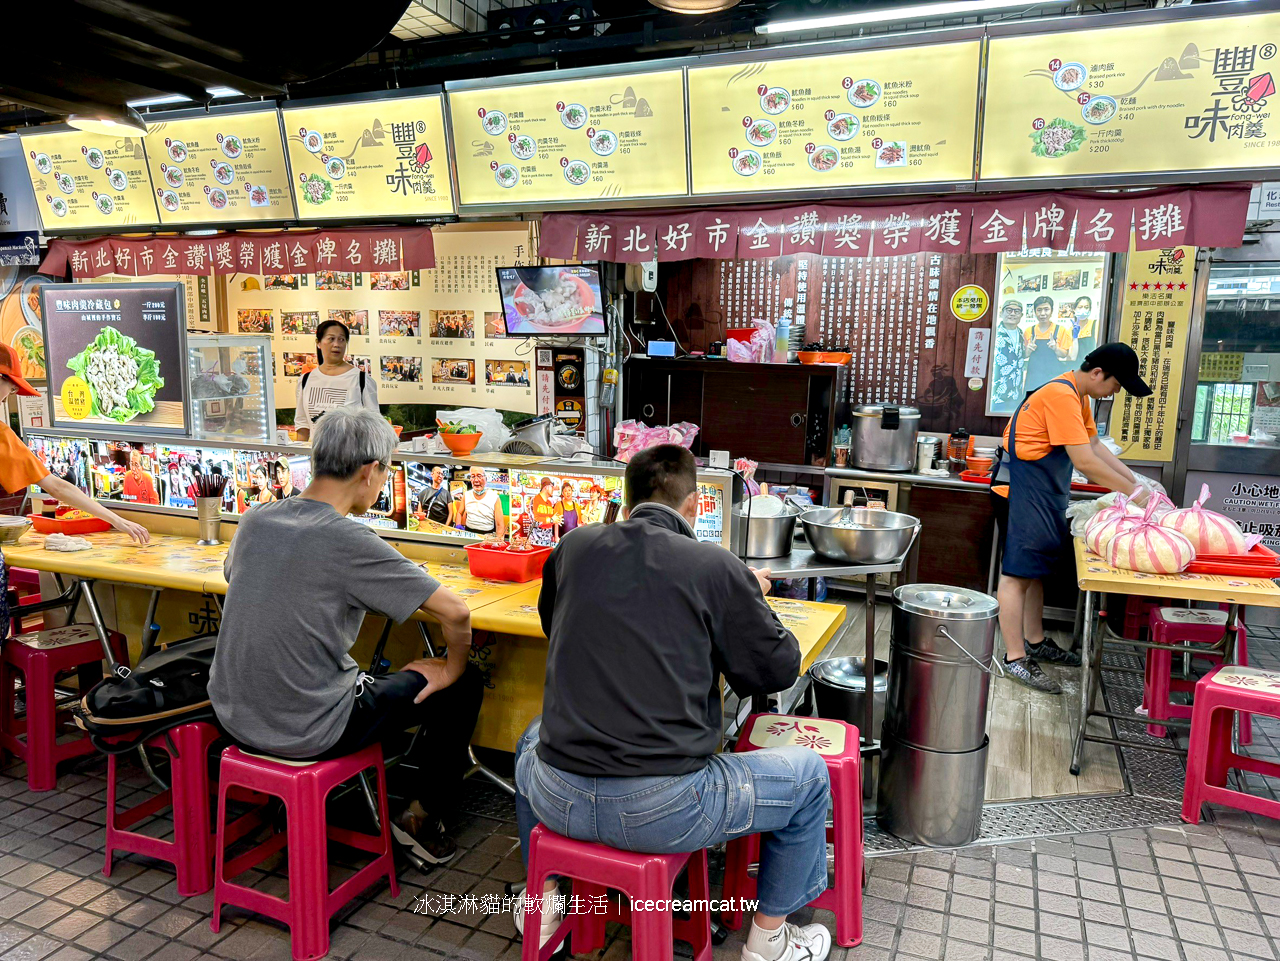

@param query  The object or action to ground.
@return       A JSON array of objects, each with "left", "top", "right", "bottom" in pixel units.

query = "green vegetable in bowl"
[{"left": 66, "top": 326, "right": 164, "bottom": 423}]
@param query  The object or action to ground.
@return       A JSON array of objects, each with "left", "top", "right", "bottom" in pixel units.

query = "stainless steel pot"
[
  {"left": 809, "top": 656, "right": 888, "bottom": 737},
  {"left": 885, "top": 585, "right": 1000, "bottom": 754},
  {"left": 877, "top": 734, "right": 989, "bottom": 847},
  {"left": 799, "top": 507, "right": 918, "bottom": 564},
  {"left": 851, "top": 404, "right": 920, "bottom": 471},
  {"left": 733, "top": 503, "right": 800, "bottom": 559}
]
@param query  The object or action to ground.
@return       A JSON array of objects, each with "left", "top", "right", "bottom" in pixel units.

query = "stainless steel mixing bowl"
[{"left": 800, "top": 507, "right": 919, "bottom": 564}]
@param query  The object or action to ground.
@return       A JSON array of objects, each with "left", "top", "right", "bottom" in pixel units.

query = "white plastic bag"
[{"left": 436, "top": 408, "right": 513, "bottom": 453}]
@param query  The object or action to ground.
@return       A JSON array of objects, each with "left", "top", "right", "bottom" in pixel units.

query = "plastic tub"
[
  {"left": 27, "top": 513, "right": 111, "bottom": 535},
  {"left": 465, "top": 543, "right": 551, "bottom": 582}
]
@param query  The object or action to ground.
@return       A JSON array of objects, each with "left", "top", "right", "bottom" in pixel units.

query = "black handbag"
[{"left": 75, "top": 635, "right": 219, "bottom": 753}]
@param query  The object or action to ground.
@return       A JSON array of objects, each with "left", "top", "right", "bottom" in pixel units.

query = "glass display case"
[{"left": 187, "top": 335, "right": 275, "bottom": 442}]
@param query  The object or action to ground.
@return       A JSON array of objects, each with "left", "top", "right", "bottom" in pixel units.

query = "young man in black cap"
[{"left": 994, "top": 342, "right": 1153, "bottom": 693}]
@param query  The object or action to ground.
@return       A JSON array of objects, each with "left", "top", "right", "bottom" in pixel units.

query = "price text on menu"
[
  {"left": 982, "top": 11, "right": 1280, "bottom": 179},
  {"left": 282, "top": 95, "right": 456, "bottom": 220},
  {"left": 143, "top": 111, "right": 296, "bottom": 225},
  {"left": 686, "top": 41, "right": 982, "bottom": 195},
  {"left": 448, "top": 70, "right": 688, "bottom": 206},
  {"left": 18, "top": 130, "right": 159, "bottom": 231}
]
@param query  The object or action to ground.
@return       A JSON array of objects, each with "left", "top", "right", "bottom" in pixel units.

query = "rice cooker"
[{"left": 851, "top": 404, "right": 921, "bottom": 472}]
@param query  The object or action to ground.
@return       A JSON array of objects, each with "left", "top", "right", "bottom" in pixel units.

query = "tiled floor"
[{"left": 1, "top": 629, "right": 1279, "bottom": 961}]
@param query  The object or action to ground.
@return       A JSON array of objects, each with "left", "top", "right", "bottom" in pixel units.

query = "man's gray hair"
[{"left": 311, "top": 407, "right": 396, "bottom": 480}]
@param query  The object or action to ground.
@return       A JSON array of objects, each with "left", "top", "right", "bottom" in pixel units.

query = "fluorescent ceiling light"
[
  {"left": 67, "top": 106, "right": 150, "bottom": 136},
  {"left": 128, "top": 87, "right": 244, "bottom": 109},
  {"left": 756, "top": 0, "right": 1050, "bottom": 35}
]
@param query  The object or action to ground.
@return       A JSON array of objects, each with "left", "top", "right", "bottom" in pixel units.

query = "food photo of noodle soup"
[{"left": 497, "top": 264, "right": 606, "bottom": 336}]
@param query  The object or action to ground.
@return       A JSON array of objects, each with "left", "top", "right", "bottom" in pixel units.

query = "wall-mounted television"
[{"left": 495, "top": 263, "right": 606, "bottom": 337}]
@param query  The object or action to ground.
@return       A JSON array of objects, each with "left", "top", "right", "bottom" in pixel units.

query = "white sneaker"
[
  {"left": 512, "top": 891, "right": 564, "bottom": 949},
  {"left": 741, "top": 922, "right": 833, "bottom": 961}
]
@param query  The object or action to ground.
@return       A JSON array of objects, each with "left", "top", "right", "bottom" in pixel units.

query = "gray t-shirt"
[{"left": 208, "top": 497, "right": 440, "bottom": 757}]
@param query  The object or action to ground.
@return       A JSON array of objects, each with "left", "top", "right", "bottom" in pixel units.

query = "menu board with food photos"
[
  {"left": 142, "top": 109, "right": 295, "bottom": 225},
  {"left": 282, "top": 94, "right": 455, "bottom": 220},
  {"left": 447, "top": 69, "right": 688, "bottom": 209},
  {"left": 17, "top": 129, "right": 159, "bottom": 231},
  {"left": 981, "top": 10, "right": 1280, "bottom": 181},
  {"left": 686, "top": 40, "right": 982, "bottom": 197}
]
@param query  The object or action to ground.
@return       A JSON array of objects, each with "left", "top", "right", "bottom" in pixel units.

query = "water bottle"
[{"left": 774, "top": 314, "right": 791, "bottom": 364}]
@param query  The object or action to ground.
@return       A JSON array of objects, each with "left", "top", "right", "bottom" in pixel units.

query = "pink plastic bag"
[
  {"left": 612, "top": 419, "right": 701, "bottom": 462},
  {"left": 1160, "top": 483, "right": 1262, "bottom": 554},
  {"left": 1107, "top": 500, "right": 1196, "bottom": 574}
]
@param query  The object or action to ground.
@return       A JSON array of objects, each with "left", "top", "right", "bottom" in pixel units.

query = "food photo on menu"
[
  {"left": 496, "top": 263, "right": 606, "bottom": 336},
  {"left": 41, "top": 285, "right": 185, "bottom": 431}
]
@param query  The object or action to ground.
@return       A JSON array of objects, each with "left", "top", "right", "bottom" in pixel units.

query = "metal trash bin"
[
  {"left": 877, "top": 584, "right": 1000, "bottom": 846},
  {"left": 809, "top": 657, "right": 888, "bottom": 810}
]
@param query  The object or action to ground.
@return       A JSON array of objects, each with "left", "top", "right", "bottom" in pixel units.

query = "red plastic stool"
[
  {"left": 0, "top": 624, "right": 128, "bottom": 791},
  {"left": 105, "top": 722, "right": 227, "bottom": 895},
  {"left": 1182, "top": 665, "right": 1280, "bottom": 824},
  {"left": 1144, "top": 608, "right": 1250, "bottom": 743},
  {"left": 720, "top": 714, "right": 862, "bottom": 948},
  {"left": 521, "top": 824, "right": 712, "bottom": 961},
  {"left": 1122, "top": 595, "right": 1159, "bottom": 641},
  {"left": 211, "top": 743, "right": 399, "bottom": 961}
]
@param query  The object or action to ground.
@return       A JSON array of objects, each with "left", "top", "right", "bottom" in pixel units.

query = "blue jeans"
[{"left": 514, "top": 718, "right": 830, "bottom": 918}]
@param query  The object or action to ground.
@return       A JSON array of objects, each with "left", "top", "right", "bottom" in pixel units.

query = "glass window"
[{"left": 1197, "top": 264, "right": 1280, "bottom": 448}]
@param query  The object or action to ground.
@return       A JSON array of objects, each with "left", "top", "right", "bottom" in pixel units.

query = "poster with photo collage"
[{"left": 220, "top": 224, "right": 537, "bottom": 413}]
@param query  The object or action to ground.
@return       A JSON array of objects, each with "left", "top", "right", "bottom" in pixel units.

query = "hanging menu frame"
[
  {"left": 281, "top": 86, "right": 458, "bottom": 223},
  {"left": 684, "top": 27, "right": 986, "bottom": 202},
  {"left": 978, "top": 0, "right": 1280, "bottom": 189},
  {"left": 445, "top": 61, "right": 693, "bottom": 214},
  {"left": 139, "top": 102, "right": 299, "bottom": 229}
]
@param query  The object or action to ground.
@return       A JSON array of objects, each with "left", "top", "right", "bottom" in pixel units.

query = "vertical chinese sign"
[{"left": 1114, "top": 240, "right": 1196, "bottom": 462}]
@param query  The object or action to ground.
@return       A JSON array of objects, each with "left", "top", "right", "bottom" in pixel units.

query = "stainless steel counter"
[{"left": 824, "top": 466, "right": 1103, "bottom": 500}]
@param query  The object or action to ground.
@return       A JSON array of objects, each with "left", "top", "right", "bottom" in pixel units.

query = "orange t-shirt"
[
  {"left": 1001, "top": 370, "right": 1097, "bottom": 463},
  {"left": 1023, "top": 322, "right": 1073, "bottom": 355},
  {"left": 0, "top": 425, "right": 48, "bottom": 495}
]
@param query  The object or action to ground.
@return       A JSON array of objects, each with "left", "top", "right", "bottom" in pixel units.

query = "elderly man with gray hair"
[{"left": 209, "top": 407, "right": 483, "bottom": 865}]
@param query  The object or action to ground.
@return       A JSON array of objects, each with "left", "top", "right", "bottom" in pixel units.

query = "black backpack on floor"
[{"left": 75, "top": 635, "right": 219, "bottom": 753}]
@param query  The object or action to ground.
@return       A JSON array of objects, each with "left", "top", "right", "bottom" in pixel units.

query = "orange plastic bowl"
[
  {"left": 798, "top": 351, "right": 853, "bottom": 365},
  {"left": 439, "top": 431, "right": 483, "bottom": 455}
]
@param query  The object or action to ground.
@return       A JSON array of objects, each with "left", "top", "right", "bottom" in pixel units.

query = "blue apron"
[{"left": 1002, "top": 376, "right": 1077, "bottom": 579}]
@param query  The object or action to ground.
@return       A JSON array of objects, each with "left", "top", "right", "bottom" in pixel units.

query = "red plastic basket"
[
  {"left": 1185, "top": 543, "right": 1280, "bottom": 578},
  {"left": 464, "top": 543, "right": 551, "bottom": 582},
  {"left": 26, "top": 513, "right": 112, "bottom": 534}
]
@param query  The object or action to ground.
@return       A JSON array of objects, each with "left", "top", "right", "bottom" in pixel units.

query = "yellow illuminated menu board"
[
  {"left": 687, "top": 41, "right": 981, "bottom": 196},
  {"left": 982, "top": 11, "right": 1280, "bottom": 180},
  {"left": 143, "top": 110, "right": 295, "bottom": 225},
  {"left": 18, "top": 129, "right": 158, "bottom": 230},
  {"left": 282, "top": 94, "right": 455, "bottom": 220},
  {"left": 448, "top": 70, "right": 688, "bottom": 207}
]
